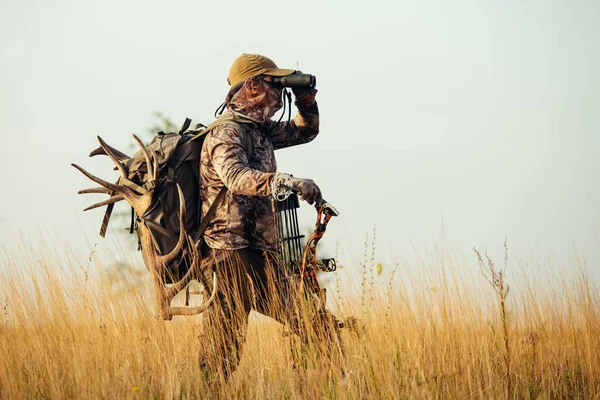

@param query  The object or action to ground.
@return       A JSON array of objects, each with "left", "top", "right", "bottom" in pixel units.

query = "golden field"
[{"left": 0, "top": 237, "right": 598, "bottom": 399}]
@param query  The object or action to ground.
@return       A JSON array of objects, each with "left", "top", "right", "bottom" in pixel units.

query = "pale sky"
[{"left": 1, "top": 0, "right": 599, "bottom": 278}]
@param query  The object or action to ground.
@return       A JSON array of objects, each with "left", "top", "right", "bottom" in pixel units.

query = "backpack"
[{"left": 99, "top": 116, "right": 254, "bottom": 282}]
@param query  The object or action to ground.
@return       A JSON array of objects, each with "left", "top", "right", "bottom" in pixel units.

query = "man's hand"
[
  {"left": 293, "top": 88, "right": 318, "bottom": 108},
  {"left": 291, "top": 177, "right": 322, "bottom": 204}
]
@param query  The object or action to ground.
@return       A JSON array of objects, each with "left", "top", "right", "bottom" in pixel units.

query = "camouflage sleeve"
[
  {"left": 205, "top": 124, "right": 274, "bottom": 196},
  {"left": 266, "top": 101, "right": 319, "bottom": 150}
]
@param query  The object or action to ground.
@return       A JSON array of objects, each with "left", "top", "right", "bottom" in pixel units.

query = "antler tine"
[
  {"left": 78, "top": 187, "right": 112, "bottom": 195},
  {"left": 132, "top": 134, "right": 154, "bottom": 181},
  {"left": 168, "top": 272, "right": 218, "bottom": 316},
  {"left": 89, "top": 144, "right": 131, "bottom": 161},
  {"left": 156, "top": 184, "right": 187, "bottom": 266},
  {"left": 83, "top": 195, "right": 124, "bottom": 211},
  {"left": 165, "top": 238, "right": 200, "bottom": 297},
  {"left": 72, "top": 163, "right": 120, "bottom": 193},
  {"left": 97, "top": 136, "right": 128, "bottom": 178}
]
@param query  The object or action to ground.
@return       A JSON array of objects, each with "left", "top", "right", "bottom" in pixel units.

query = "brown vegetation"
[{"left": 0, "top": 239, "right": 598, "bottom": 399}]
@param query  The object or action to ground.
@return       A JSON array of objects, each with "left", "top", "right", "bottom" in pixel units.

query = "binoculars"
[{"left": 273, "top": 73, "right": 316, "bottom": 89}]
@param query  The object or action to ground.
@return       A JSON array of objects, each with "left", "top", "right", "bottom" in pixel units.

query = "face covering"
[{"left": 225, "top": 78, "right": 283, "bottom": 124}]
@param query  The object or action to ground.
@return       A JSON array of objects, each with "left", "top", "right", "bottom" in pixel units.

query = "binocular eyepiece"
[{"left": 273, "top": 73, "right": 316, "bottom": 89}]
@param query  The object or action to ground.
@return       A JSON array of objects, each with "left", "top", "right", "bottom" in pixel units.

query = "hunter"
[{"left": 197, "top": 54, "right": 340, "bottom": 380}]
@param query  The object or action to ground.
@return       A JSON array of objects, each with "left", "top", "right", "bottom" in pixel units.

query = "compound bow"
[
  {"left": 275, "top": 193, "right": 339, "bottom": 305},
  {"left": 299, "top": 200, "right": 338, "bottom": 299},
  {"left": 275, "top": 194, "right": 358, "bottom": 338}
]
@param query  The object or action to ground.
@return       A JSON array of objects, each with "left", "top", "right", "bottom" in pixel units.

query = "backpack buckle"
[{"left": 144, "top": 180, "right": 157, "bottom": 191}]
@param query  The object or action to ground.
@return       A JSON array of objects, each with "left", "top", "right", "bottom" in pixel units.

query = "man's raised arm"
[{"left": 267, "top": 90, "right": 319, "bottom": 150}]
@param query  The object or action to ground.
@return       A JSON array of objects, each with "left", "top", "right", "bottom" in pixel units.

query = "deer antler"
[
  {"left": 89, "top": 141, "right": 131, "bottom": 161},
  {"left": 97, "top": 136, "right": 128, "bottom": 178},
  {"left": 132, "top": 134, "right": 155, "bottom": 181},
  {"left": 149, "top": 185, "right": 218, "bottom": 319},
  {"left": 168, "top": 271, "right": 218, "bottom": 316},
  {"left": 83, "top": 195, "right": 124, "bottom": 211},
  {"left": 77, "top": 187, "right": 113, "bottom": 195},
  {"left": 72, "top": 163, "right": 122, "bottom": 194},
  {"left": 72, "top": 136, "right": 153, "bottom": 217},
  {"left": 74, "top": 136, "right": 217, "bottom": 321}
]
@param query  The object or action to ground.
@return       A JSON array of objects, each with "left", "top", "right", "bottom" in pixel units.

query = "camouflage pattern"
[{"left": 200, "top": 82, "right": 319, "bottom": 251}]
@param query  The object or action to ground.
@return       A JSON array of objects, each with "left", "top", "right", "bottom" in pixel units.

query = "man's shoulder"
[
  {"left": 208, "top": 112, "right": 258, "bottom": 137},
  {"left": 209, "top": 121, "right": 245, "bottom": 138},
  {"left": 204, "top": 119, "right": 255, "bottom": 155}
]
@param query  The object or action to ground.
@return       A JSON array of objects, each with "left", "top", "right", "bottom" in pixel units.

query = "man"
[{"left": 197, "top": 54, "right": 341, "bottom": 380}]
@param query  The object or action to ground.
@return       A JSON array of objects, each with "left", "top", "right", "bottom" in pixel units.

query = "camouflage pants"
[{"left": 197, "top": 246, "right": 342, "bottom": 380}]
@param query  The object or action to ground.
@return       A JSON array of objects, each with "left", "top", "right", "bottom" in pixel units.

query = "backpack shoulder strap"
[
  {"left": 193, "top": 186, "right": 228, "bottom": 243},
  {"left": 191, "top": 118, "right": 254, "bottom": 243}
]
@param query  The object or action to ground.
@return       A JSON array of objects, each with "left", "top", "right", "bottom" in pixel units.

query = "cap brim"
[{"left": 263, "top": 68, "right": 296, "bottom": 77}]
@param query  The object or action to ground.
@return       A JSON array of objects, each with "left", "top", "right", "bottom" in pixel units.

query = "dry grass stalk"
[{"left": 474, "top": 238, "right": 511, "bottom": 399}]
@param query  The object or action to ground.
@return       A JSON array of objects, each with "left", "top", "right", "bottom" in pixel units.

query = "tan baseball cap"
[{"left": 227, "top": 54, "right": 295, "bottom": 87}]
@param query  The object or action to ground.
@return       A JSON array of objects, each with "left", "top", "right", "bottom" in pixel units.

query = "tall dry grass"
[{"left": 0, "top": 236, "right": 599, "bottom": 399}]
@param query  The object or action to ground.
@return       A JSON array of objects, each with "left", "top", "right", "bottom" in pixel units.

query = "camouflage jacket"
[{"left": 200, "top": 103, "right": 319, "bottom": 252}]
